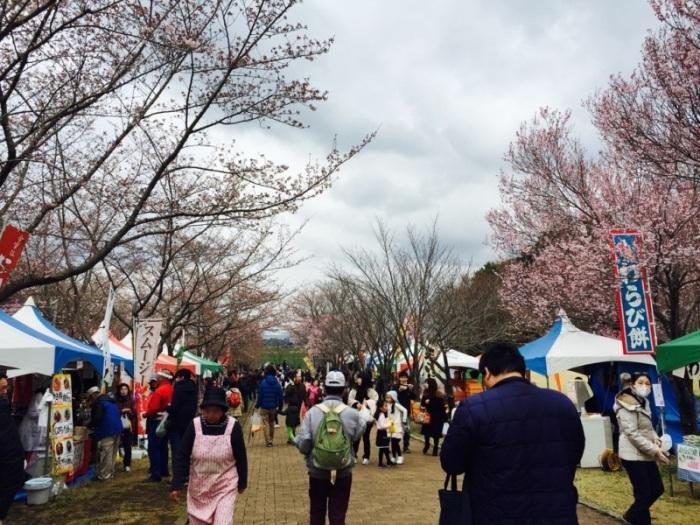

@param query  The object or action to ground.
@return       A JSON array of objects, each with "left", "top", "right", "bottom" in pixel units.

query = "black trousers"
[
  {"left": 621, "top": 459, "right": 664, "bottom": 525},
  {"left": 390, "top": 437, "right": 402, "bottom": 458},
  {"left": 121, "top": 428, "right": 133, "bottom": 467},
  {"left": 0, "top": 473, "right": 23, "bottom": 521},
  {"left": 352, "top": 423, "right": 372, "bottom": 460},
  {"left": 309, "top": 475, "right": 352, "bottom": 525}
]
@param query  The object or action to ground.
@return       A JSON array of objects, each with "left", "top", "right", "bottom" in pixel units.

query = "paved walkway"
[{"left": 234, "top": 416, "right": 619, "bottom": 524}]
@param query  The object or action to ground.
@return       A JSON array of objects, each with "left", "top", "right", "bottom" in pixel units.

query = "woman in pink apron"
[{"left": 170, "top": 387, "right": 248, "bottom": 525}]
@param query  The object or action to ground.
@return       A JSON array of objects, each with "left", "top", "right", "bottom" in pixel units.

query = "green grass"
[
  {"left": 259, "top": 346, "right": 307, "bottom": 370},
  {"left": 576, "top": 463, "right": 700, "bottom": 524}
]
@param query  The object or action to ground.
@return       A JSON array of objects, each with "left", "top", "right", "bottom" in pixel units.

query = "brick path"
[{"left": 234, "top": 416, "right": 619, "bottom": 525}]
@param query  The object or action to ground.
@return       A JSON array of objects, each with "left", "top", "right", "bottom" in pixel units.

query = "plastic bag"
[
  {"left": 251, "top": 411, "right": 262, "bottom": 433},
  {"left": 155, "top": 412, "right": 169, "bottom": 438},
  {"left": 442, "top": 421, "right": 450, "bottom": 436},
  {"left": 121, "top": 415, "right": 131, "bottom": 430}
]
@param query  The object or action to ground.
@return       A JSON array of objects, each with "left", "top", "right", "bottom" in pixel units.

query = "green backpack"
[{"left": 312, "top": 403, "right": 352, "bottom": 471}]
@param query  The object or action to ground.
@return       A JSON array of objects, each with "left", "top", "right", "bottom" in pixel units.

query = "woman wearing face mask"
[{"left": 614, "top": 372, "right": 668, "bottom": 525}]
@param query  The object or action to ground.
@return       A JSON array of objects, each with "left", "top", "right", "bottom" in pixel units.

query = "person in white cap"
[
  {"left": 295, "top": 370, "right": 366, "bottom": 525},
  {"left": 86, "top": 386, "right": 123, "bottom": 481},
  {"left": 143, "top": 369, "right": 173, "bottom": 482}
]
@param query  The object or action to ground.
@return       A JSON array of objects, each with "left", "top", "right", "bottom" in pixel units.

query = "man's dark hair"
[
  {"left": 325, "top": 385, "right": 345, "bottom": 397},
  {"left": 176, "top": 369, "right": 192, "bottom": 380},
  {"left": 478, "top": 342, "right": 526, "bottom": 377},
  {"left": 398, "top": 371, "right": 408, "bottom": 378},
  {"left": 264, "top": 364, "right": 276, "bottom": 375},
  {"left": 0, "top": 373, "right": 7, "bottom": 380}
]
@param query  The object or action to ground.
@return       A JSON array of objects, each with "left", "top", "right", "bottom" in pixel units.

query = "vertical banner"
[
  {"left": 97, "top": 287, "right": 116, "bottom": 385},
  {"left": 609, "top": 229, "right": 657, "bottom": 355},
  {"left": 50, "top": 374, "right": 74, "bottom": 475},
  {"left": 0, "top": 224, "right": 30, "bottom": 287},
  {"left": 134, "top": 319, "right": 163, "bottom": 385}
]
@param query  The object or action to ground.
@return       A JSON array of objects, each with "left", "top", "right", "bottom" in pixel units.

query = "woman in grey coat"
[{"left": 614, "top": 372, "right": 669, "bottom": 525}]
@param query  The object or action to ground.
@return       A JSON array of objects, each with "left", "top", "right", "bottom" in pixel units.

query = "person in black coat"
[
  {"left": 420, "top": 377, "right": 447, "bottom": 456},
  {"left": 167, "top": 369, "right": 198, "bottom": 475},
  {"left": 441, "top": 342, "right": 585, "bottom": 525},
  {"left": 0, "top": 374, "right": 25, "bottom": 524}
]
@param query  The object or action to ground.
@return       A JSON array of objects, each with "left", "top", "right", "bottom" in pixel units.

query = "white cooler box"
[{"left": 580, "top": 415, "right": 613, "bottom": 468}]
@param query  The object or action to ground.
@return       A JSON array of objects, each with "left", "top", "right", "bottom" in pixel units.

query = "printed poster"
[{"left": 50, "top": 374, "right": 74, "bottom": 475}]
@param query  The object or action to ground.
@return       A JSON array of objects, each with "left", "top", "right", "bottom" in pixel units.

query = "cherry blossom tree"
[
  {"left": 592, "top": 0, "right": 700, "bottom": 185},
  {"left": 488, "top": 108, "right": 700, "bottom": 340},
  {"left": 0, "top": 0, "right": 371, "bottom": 301}
]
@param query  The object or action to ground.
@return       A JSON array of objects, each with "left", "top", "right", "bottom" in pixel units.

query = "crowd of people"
[{"left": 0, "top": 346, "right": 676, "bottom": 525}]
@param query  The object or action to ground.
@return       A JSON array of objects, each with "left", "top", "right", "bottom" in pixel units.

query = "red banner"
[{"left": 0, "top": 224, "right": 29, "bottom": 288}]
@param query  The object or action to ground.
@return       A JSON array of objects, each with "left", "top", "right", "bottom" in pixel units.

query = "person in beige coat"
[{"left": 614, "top": 372, "right": 669, "bottom": 525}]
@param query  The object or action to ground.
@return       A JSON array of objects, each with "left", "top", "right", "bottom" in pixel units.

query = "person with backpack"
[
  {"left": 226, "top": 384, "right": 243, "bottom": 418},
  {"left": 295, "top": 370, "right": 366, "bottom": 525}
]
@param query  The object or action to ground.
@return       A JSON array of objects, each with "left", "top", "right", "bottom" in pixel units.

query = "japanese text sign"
[
  {"left": 134, "top": 319, "right": 163, "bottom": 385},
  {"left": 609, "top": 230, "right": 656, "bottom": 355},
  {"left": 50, "top": 374, "right": 74, "bottom": 475}
]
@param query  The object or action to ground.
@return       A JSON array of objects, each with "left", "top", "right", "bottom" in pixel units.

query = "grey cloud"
[{"left": 227, "top": 0, "right": 660, "bottom": 288}]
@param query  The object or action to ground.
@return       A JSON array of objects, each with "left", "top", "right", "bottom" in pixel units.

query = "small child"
[
  {"left": 374, "top": 400, "right": 393, "bottom": 468},
  {"left": 386, "top": 391, "right": 408, "bottom": 464}
]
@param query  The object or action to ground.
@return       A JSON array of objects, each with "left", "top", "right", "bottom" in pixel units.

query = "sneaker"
[
  {"left": 274, "top": 424, "right": 280, "bottom": 428},
  {"left": 266, "top": 443, "right": 273, "bottom": 448},
  {"left": 362, "top": 458, "right": 369, "bottom": 465},
  {"left": 396, "top": 456, "right": 404, "bottom": 465},
  {"left": 125, "top": 466, "right": 131, "bottom": 472}
]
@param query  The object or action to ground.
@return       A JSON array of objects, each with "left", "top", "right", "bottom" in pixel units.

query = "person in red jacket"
[{"left": 143, "top": 370, "right": 174, "bottom": 482}]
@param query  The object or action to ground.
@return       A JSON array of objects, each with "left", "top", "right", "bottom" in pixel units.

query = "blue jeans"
[{"left": 146, "top": 419, "right": 169, "bottom": 480}]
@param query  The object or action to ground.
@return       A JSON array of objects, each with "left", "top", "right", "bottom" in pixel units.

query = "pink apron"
[{"left": 187, "top": 417, "right": 239, "bottom": 525}]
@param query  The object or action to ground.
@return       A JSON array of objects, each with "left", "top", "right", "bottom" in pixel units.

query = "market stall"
[
  {"left": 519, "top": 310, "right": 656, "bottom": 377},
  {"left": 154, "top": 352, "right": 197, "bottom": 375},
  {"left": 13, "top": 298, "right": 133, "bottom": 376},
  {"left": 519, "top": 310, "right": 657, "bottom": 468}
]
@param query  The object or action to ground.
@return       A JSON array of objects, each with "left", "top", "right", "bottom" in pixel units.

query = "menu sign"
[{"left": 50, "top": 374, "right": 74, "bottom": 475}]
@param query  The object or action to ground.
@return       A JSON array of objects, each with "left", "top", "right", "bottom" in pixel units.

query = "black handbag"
[{"left": 438, "top": 474, "right": 472, "bottom": 525}]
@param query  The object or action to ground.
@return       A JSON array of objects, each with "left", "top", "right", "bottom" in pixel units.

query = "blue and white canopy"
[
  {"left": 0, "top": 308, "right": 102, "bottom": 376},
  {"left": 519, "top": 310, "right": 656, "bottom": 376},
  {"left": 12, "top": 298, "right": 133, "bottom": 376}
]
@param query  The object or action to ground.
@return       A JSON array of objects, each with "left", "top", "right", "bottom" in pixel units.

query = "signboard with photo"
[{"left": 50, "top": 373, "right": 74, "bottom": 475}]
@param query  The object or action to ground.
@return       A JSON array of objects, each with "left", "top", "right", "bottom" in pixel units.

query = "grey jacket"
[
  {"left": 614, "top": 391, "right": 659, "bottom": 462},
  {"left": 295, "top": 395, "right": 366, "bottom": 479}
]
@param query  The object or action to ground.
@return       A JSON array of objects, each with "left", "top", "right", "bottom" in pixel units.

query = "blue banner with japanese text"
[{"left": 609, "top": 230, "right": 656, "bottom": 355}]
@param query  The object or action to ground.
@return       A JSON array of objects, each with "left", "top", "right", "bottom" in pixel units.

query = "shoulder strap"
[
  {"left": 224, "top": 416, "right": 235, "bottom": 436},
  {"left": 334, "top": 404, "right": 347, "bottom": 414},
  {"left": 317, "top": 404, "right": 330, "bottom": 414},
  {"left": 194, "top": 417, "right": 203, "bottom": 435}
]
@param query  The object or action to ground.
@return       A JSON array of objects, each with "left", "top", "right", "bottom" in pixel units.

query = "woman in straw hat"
[{"left": 170, "top": 387, "right": 248, "bottom": 525}]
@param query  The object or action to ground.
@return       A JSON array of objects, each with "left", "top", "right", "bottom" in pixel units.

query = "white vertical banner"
[
  {"left": 134, "top": 319, "right": 163, "bottom": 385},
  {"left": 97, "top": 287, "right": 116, "bottom": 385}
]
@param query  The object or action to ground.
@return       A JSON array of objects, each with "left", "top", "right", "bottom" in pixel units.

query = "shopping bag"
[
  {"left": 155, "top": 412, "right": 169, "bottom": 438},
  {"left": 438, "top": 474, "right": 472, "bottom": 525},
  {"left": 442, "top": 421, "right": 450, "bottom": 436},
  {"left": 251, "top": 411, "right": 262, "bottom": 433},
  {"left": 121, "top": 414, "right": 131, "bottom": 431}
]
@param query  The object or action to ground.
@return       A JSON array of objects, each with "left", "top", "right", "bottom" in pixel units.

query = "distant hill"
[{"left": 262, "top": 328, "right": 291, "bottom": 347}]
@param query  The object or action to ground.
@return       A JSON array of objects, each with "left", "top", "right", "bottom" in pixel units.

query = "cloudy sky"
[{"left": 235, "top": 0, "right": 659, "bottom": 290}]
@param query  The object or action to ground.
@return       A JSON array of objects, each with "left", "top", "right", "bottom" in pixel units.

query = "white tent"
[
  {"left": 520, "top": 310, "right": 656, "bottom": 376},
  {"left": 0, "top": 309, "right": 94, "bottom": 376},
  {"left": 444, "top": 350, "right": 480, "bottom": 369}
]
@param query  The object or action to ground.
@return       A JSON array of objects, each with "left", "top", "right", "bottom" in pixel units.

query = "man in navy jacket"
[
  {"left": 255, "top": 365, "right": 283, "bottom": 447},
  {"left": 441, "top": 343, "right": 585, "bottom": 525}
]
